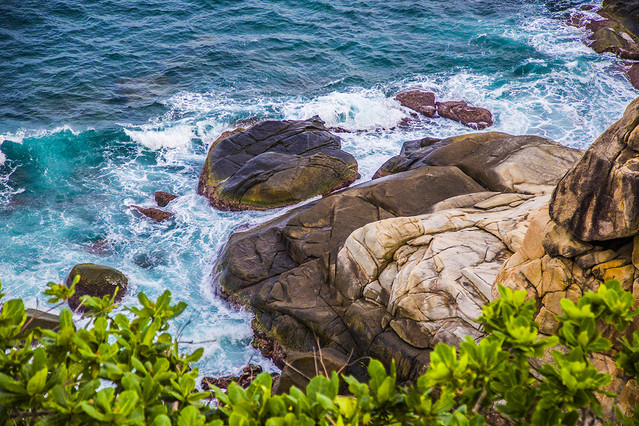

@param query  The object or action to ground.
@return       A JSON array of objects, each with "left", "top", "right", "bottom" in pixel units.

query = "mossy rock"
[{"left": 66, "top": 263, "right": 128, "bottom": 311}]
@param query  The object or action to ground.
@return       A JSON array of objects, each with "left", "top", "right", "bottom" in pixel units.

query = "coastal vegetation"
[{"left": 1, "top": 279, "right": 637, "bottom": 425}]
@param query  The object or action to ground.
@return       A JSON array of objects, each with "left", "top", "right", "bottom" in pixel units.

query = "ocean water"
[{"left": 0, "top": 0, "right": 636, "bottom": 377}]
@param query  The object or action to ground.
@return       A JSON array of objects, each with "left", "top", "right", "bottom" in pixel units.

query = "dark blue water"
[{"left": 0, "top": 0, "right": 636, "bottom": 376}]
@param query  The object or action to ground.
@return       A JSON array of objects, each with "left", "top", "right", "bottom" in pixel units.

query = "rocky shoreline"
[{"left": 61, "top": 94, "right": 639, "bottom": 413}]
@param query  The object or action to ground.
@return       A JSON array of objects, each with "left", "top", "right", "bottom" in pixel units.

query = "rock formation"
[
  {"left": 198, "top": 117, "right": 359, "bottom": 211},
  {"left": 395, "top": 90, "right": 436, "bottom": 117},
  {"left": 216, "top": 131, "right": 581, "bottom": 382},
  {"left": 394, "top": 90, "right": 494, "bottom": 129}
]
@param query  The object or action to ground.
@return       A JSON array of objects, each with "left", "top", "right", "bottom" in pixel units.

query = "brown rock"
[
  {"left": 395, "top": 90, "right": 436, "bottom": 118},
  {"left": 216, "top": 165, "right": 485, "bottom": 381},
  {"left": 550, "top": 97, "right": 639, "bottom": 241},
  {"left": 198, "top": 117, "right": 359, "bottom": 211},
  {"left": 375, "top": 132, "right": 582, "bottom": 194},
  {"left": 154, "top": 191, "right": 178, "bottom": 207},
  {"left": 66, "top": 263, "right": 127, "bottom": 311},
  {"left": 436, "top": 101, "right": 494, "bottom": 130},
  {"left": 625, "top": 62, "right": 639, "bottom": 91},
  {"left": 131, "top": 205, "right": 173, "bottom": 222}
]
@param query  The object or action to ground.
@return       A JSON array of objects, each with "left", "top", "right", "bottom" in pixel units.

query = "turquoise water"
[{"left": 0, "top": 0, "right": 637, "bottom": 376}]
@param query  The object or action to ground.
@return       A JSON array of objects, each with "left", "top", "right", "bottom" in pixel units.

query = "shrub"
[{"left": 0, "top": 279, "right": 638, "bottom": 425}]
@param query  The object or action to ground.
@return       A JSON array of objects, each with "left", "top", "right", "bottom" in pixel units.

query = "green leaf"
[{"left": 26, "top": 367, "right": 47, "bottom": 396}]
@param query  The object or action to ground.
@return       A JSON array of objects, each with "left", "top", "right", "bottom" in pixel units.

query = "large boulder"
[
  {"left": 66, "top": 263, "right": 127, "bottom": 311},
  {"left": 550, "top": 97, "right": 639, "bottom": 241},
  {"left": 373, "top": 132, "right": 583, "bottom": 194},
  {"left": 198, "top": 117, "right": 359, "bottom": 211},
  {"left": 334, "top": 193, "right": 549, "bottom": 356}
]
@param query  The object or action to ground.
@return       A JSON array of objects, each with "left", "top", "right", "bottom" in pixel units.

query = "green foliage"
[
  {"left": 0, "top": 280, "right": 215, "bottom": 425},
  {"left": 1, "top": 278, "right": 639, "bottom": 425}
]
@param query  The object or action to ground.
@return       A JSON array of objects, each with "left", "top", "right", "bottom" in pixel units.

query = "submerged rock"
[
  {"left": 436, "top": 100, "right": 494, "bottom": 130},
  {"left": 66, "top": 263, "right": 127, "bottom": 311},
  {"left": 395, "top": 90, "right": 436, "bottom": 117},
  {"left": 198, "top": 117, "right": 359, "bottom": 211},
  {"left": 550, "top": 97, "right": 639, "bottom": 241}
]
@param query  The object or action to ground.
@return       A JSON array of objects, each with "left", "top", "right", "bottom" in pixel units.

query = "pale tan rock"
[
  {"left": 474, "top": 193, "right": 533, "bottom": 210},
  {"left": 519, "top": 207, "right": 550, "bottom": 260},
  {"left": 536, "top": 306, "right": 560, "bottom": 334},
  {"left": 335, "top": 195, "right": 547, "bottom": 350}
]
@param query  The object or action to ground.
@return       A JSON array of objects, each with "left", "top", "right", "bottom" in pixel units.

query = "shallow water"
[{"left": 0, "top": 0, "right": 636, "bottom": 376}]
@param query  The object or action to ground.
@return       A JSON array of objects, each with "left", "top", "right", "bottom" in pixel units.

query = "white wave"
[
  {"left": 0, "top": 125, "right": 81, "bottom": 145},
  {"left": 280, "top": 89, "right": 407, "bottom": 130},
  {"left": 0, "top": 150, "right": 5, "bottom": 166},
  {"left": 123, "top": 124, "right": 195, "bottom": 150}
]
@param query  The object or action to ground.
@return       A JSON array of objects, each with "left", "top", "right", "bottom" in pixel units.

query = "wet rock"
[
  {"left": 85, "top": 239, "right": 113, "bottom": 256},
  {"left": 436, "top": 100, "right": 494, "bottom": 130},
  {"left": 394, "top": 90, "right": 437, "bottom": 118},
  {"left": 198, "top": 117, "right": 358, "bottom": 211},
  {"left": 574, "top": 1, "right": 639, "bottom": 61},
  {"left": 550, "top": 97, "right": 639, "bottom": 241},
  {"left": 201, "top": 365, "right": 280, "bottom": 391},
  {"left": 154, "top": 191, "right": 178, "bottom": 207},
  {"left": 131, "top": 205, "right": 173, "bottom": 222},
  {"left": 252, "top": 321, "right": 287, "bottom": 370},
  {"left": 625, "top": 62, "right": 639, "bottom": 90},
  {"left": 373, "top": 132, "right": 582, "bottom": 194},
  {"left": 66, "top": 263, "right": 127, "bottom": 311}
]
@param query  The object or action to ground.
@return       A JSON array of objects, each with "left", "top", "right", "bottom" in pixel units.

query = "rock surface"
[
  {"left": 215, "top": 128, "right": 582, "bottom": 381},
  {"left": 570, "top": 1, "right": 639, "bottom": 60},
  {"left": 201, "top": 365, "right": 279, "bottom": 392},
  {"left": 495, "top": 208, "right": 639, "bottom": 417},
  {"left": 198, "top": 117, "right": 359, "bottom": 211},
  {"left": 550, "top": 97, "right": 639, "bottom": 241},
  {"left": 373, "top": 132, "right": 583, "bottom": 194},
  {"left": 154, "top": 191, "right": 178, "bottom": 207},
  {"left": 131, "top": 205, "right": 173, "bottom": 222},
  {"left": 436, "top": 101, "right": 494, "bottom": 130},
  {"left": 395, "top": 90, "right": 436, "bottom": 117},
  {"left": 66, "top": 263, "right": 127, "bottom": 311}
]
